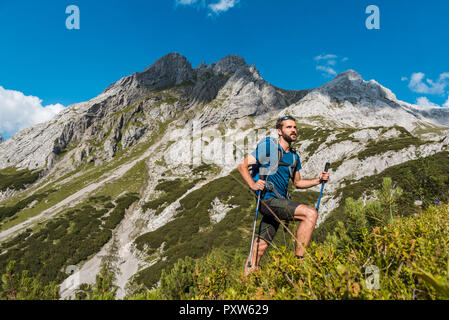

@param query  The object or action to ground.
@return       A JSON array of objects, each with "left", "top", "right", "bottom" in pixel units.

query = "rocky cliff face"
[{"left": 0, "top": 134, "right": 3, "bottom": 144}]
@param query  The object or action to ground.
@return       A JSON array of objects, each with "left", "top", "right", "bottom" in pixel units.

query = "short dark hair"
[{"left": 276, "top": 116, "right": 296, "bottom": 130}]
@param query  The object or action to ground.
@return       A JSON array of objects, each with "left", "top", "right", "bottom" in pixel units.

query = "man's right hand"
[{"left": 251, "top": 180, "right": 266, "bottom": 191}]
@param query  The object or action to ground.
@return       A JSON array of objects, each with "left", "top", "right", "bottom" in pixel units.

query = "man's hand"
[
  {"left": 251, "top": 179, "right": 266, "bottom": 191},
  {"left": 319, "top": 171, "right": 330, "bottom": 183}
]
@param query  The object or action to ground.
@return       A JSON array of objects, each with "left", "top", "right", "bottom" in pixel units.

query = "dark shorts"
[{"left": 257, "top": 197, "right": 301, "bottom": 243}]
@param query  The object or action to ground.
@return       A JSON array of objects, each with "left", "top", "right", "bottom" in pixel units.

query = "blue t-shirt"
[{"left": 250, "top": 137, "right": 301, "bottom": 200}]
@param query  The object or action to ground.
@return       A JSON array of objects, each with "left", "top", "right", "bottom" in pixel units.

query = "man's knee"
[
  {"left": 305, "top": 207, "right": 318, "bottom": 224},
  {"left": 295, "top": 205, "right": 318, "bottom": 223}
]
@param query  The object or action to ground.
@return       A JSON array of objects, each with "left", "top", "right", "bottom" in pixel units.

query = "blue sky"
[{"left": 1, "top": 0, "right": 449, "bottom": 139}]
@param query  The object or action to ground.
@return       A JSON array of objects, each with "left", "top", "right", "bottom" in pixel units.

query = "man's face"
[{"left": 278, "top": 119, "right": 297, "bottom": 143}]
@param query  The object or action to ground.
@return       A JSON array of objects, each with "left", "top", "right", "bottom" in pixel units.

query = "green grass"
[
  {"left": 175, "top": 80, "right": 195, "bottom": 88},
  {"left": 93, "top": 159, "right": 148, "bottom": 200},
  {"left": 294, "top": 127, "right": 332, "bottom": 159},
  {"left": 356, "top": 135, "right": 429, "bottom": 161},
  {"left": 327, "top": 128, "right": 360, "bottom": 147},
  {"left": 191, "top": 163, "right": 221, "bottom": 176},
  {"left": 0, "top": 189, "right": 56, "bottom": 224},
  {"left": 153, "top": 97, "right": 179, "bottom": 108}
]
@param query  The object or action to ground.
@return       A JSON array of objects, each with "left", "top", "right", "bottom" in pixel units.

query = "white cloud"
[
  {"left": 174, "top": 0, "right": 206, "bottom": 10},
  {"left": 175, "top": 0, "right": 238, "bottom": 16},
  {"left": 314, "top": 53, "right": 342, "bottom": 77},
  {"left": 0, "top": 86, "right": 64, "bottom": 139},
  {"left": 444, "top": 96, "right": 449, "bottom": 108},
  {"left": 401, "top": 76, "right": 408, "bottom": 82},
  {"left": 316, "top": 65, "right": 337, "bottom": 77},
  {"left": 176, "top": 0, "right": 199, "bottom": 4},
  {"left": 208, "top": 0, "right": 239, "bottom": 14},
  {"left": 416, "top": 96, "right": 440, "bottom": 108},
  {"left": 408, "top": 72, "right": 449, "bottom": 95},
  {"left": 314, "top": 54, "right": 337, "bottom": 61}
]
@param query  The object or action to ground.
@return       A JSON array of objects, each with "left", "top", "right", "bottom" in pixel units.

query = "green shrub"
[
  {"left": 159, "top": 256, "right": 198, "bottom": 299},
  {"left": 183, "top": 202, "right": 449, "bottom": 300},
  {"left": 75, "top": 264, "right": 118, "bottom": 300},
  {"left": 0, "top": 167, "right": 42, "bottom": 192},
  {"left": 103, "top": 193, "right": 139, "bottom": 230},
  {"left": 0, "top": 193, "right": 138, "bottom": 288},
  {"left": 0, "top": 189, "right": 56, "bottom": 222},
  {"left": 0, "top": 261, "right": 59, "bottom": 300},
  {"left": 142, "top": 179, "right": 201, "bottom": 215},
  {"left": 356, "top": 134, "right": 428, "bottom": 161}
]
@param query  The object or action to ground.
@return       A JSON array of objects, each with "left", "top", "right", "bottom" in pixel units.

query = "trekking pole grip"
[{"left": 320, "top": 162, "right": 330, "bottom": 184}]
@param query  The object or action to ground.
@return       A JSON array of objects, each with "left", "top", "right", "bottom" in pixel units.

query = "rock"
[
  {"left": 0, "top": 187, "right": 17, "bottom": 203},
  {"left": 103, "top": 139, "right": 117, "bottom": 159},
  {"left": 122, "top": 125, "right": 147, "bottom": 149},
  {"left": 137, "top": 53, "right": 196, "bottom": 90}
]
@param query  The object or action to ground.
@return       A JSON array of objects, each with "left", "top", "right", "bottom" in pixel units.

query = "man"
[{"left": 237, "top": 116, "right": 330, "bottom": 274}]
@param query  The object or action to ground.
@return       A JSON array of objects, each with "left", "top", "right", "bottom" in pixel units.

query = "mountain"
[
  {"left": 0, "top": 53, "right": 306, "bottom": 172},
  {"left": 285, "top": 69, "right": 449, "bottom": 130},
  {"left": 0, "top": 134, "right": 3, "bottom": 144},
  {"left": 0, "top": 53, "right": 448, "bottom": 299}
]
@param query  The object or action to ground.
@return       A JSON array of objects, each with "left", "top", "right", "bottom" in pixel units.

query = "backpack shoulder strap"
[{"left": 288, "top": 148, "right": 298, "bottom": 181}]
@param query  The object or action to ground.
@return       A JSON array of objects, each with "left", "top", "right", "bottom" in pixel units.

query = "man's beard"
[{"left": 281, "top": 131, "right": 296, "bottom": 143}]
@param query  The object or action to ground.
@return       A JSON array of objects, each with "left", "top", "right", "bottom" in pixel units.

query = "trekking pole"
[
  {"left": 316, "top": 162, "right": 330, "bottom": 212},
  {"left": 247, "top": 175, "right": 266, "bottom": 271}
]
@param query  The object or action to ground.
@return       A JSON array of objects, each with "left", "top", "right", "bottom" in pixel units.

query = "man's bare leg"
[
  {"left": 293, "top": 204, "right": 318, "bottom": 258},
  {"left": 244, "top": 237, "right": 268, "bottom": 275}
]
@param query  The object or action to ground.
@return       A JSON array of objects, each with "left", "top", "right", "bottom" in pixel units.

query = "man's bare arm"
[
  {"left": 237, "top": 154, "right": 265, "bottom": 191},
  {"left": 293, "top": 171, "right": 329, "bottom": 189}
]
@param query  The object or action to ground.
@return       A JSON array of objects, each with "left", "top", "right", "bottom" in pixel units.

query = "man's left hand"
[{"left": 319, "top": 171, "right": 330, "bottom": 183}]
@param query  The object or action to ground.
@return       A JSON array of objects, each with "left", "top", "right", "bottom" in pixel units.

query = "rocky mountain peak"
[
  {"left": 213, "top": 54, "right": 248, "bottom": 75},
  {"left": 194, "top": 54, "right": 249, "bottom": 76},
  {"left": 334, "top": 69, "right": 363, "bottom": 81},
  {"left": 137, "top": 52, "right": 195, "bottom": 89},
  {"left": 315, "top": 69, "right": 398, "bottom": 104},
  {"left": 142, "top": 52, "right": 191, "bottom": 73}
]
